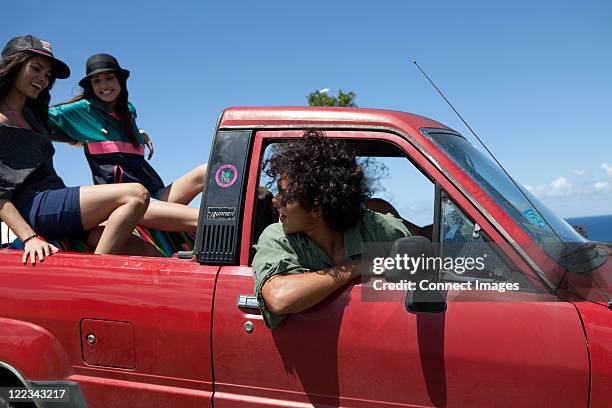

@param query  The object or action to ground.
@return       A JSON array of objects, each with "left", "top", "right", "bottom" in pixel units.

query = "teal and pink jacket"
[{"left": 49, "top": 98, "right": 165, "bottom": 195}]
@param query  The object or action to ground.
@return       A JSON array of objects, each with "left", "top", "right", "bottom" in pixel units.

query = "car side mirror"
[{"left": 386, "top": 236, "right": 447, "bottom": 313}]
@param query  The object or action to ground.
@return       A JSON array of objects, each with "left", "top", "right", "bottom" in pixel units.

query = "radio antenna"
[
  {"left": 414, "top": 60, "right": 506, "bottom": 172},
  {"left": 412, "top": 60, "right": 566, "bottom": 245}
]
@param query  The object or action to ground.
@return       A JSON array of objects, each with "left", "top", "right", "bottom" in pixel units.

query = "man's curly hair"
[{"left": 264, "top": 130, "right": 369, "bottom": 232}]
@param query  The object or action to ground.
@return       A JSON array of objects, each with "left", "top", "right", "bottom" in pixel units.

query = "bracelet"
[{"left": 22, "top": 234, "right": 39, "bottom": 244}]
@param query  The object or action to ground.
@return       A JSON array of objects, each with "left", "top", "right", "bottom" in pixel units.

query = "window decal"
[
  {"left": 215, "top": 164, "right": 238, "bottom": 188},
  {"left": 523, "top": 209, "right": 547, "bottom": 228}
]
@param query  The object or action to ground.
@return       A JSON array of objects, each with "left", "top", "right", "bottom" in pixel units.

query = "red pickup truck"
[{"left": 0, "top": 107, "right": 610, "bottom": 408}]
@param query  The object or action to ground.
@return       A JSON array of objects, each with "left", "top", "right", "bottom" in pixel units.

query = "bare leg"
[
  {"left": 87, "top": 226, "right": 164, "bottom": 257},
  {"left": 139, "top": 200, "right": 199, "bottom": 232},
  {"left": 156, "top": 164, "right": 206, "bottom": 205},
  {"left": 79, "top": 184, "right": 149, "bottom": 255}
]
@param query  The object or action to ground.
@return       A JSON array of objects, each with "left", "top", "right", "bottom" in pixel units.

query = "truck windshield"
[{"left": 423, "top": 130, "right": 587, "bottom": 263}]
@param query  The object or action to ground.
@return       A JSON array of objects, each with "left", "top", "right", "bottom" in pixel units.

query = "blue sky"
[{"left": 4, "top": 0, "right": 612, "bottom": 219}]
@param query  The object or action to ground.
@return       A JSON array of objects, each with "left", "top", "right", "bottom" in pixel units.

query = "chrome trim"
[
  {"left": 220, "top": 123, "right": 556, "bottom": 292},
  {"left": 237, "top": 295, "right": 259, "bottom": 309},
  {"left": 0, "top": 360, "right": 43, "bottom": 408},
  {"left": 220, "top": 124, "right": 406, "bottom": 131},
  {"left": 243, "top": 321, "right": 255, "bottom": 334}
]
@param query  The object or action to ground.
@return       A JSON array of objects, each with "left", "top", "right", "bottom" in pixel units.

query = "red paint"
[
  {"left": 81, "top": 319, "right": 136, "bottom": 369},
  {"left": 238, "top": 138, "right": 261, "bottom": 265},
  {"left": 574, "top": 301, "right": 612, "bottom": 408},
  {"left": 0, "top": 107, "right": 609, "bottom": 407},
  {"left": 213, "top": 266, "right": 589, "bottom": 407},
  {"left": 0, "top": 251, "right": 217, "bottom": 407}
]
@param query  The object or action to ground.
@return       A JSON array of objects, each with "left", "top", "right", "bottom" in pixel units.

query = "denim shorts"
[{"left": 28, "top": 187, "right": 85, "bottom": 240}]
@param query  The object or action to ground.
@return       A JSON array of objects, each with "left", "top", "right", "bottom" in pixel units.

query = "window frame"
[
  {"left": 435, "top": 186, "right": 536, "bottom": 292},
  {"left": 240, "top": 128, "right": 549, "bottom": 294}
]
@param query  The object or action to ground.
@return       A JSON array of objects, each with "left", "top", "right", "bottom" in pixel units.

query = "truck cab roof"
[{"left": 219, "top": 106, "right": 450, "bottom": 134}]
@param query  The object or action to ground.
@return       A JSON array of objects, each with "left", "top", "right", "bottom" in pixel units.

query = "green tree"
[
  {"left": 306, "top": 89, "right": 390, "bottom": 197},
  {"left": 307, "top": 89, "right": 357, "bottom": 107}
]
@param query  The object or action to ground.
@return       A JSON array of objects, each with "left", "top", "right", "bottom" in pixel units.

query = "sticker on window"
[
  {"left": 215, "top": 164, "right": 238, "bottom": 188},
  {"left": 523, "top": 209, "right": 547, "bottom": 228}
]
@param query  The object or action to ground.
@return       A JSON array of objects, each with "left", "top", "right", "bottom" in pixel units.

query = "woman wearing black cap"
[
  {"left": 0, "top": 35, "right": 160, "bottom": 263},
  {"left": 49, "top": 54, "right": 204, "bottom": 233}
]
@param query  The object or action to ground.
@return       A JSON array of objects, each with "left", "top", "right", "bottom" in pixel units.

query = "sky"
[{"left": 3, "top": 0, "right": 612, "bottom": 220}]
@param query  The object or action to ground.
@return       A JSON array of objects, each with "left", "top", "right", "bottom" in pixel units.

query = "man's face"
[{"left": 272, "top": 176, "right": 319, "bottom": 235}]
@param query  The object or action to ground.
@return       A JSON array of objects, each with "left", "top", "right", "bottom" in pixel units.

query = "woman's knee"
[
  {"left": 124, "top": 183, "right": 150, "bottom": 209},
  {"left": 195, "top": 164, "right": 207, "bottom": 188},
  {"left": 80, "top": 184, "right": 150, "bottom": 230}
]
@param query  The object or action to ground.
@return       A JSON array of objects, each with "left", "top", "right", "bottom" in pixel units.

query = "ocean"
[{"left": 566, "top": 214, "right": 612, "bottom": 243}]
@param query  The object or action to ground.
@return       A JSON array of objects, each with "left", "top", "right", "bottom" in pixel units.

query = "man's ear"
[
  {"left": 310, "top": 200, "right": 322, "bottom": 219},
  {"left": 311, "top": 208, "right": 324, "bottom": 219}
]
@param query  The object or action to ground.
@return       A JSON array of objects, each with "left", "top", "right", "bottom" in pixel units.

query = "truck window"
[
  {"left": 253, "top": 138, "right": 436, "bottom": 248},
  {"left": 250, "top": 133, "right": 535, "bottom": 290},
  {"left": 424, "top": 130, "right": 587, "bottom": 266},
  {"left": 439, "top": 193, "right": 533, "bottom": 290}
]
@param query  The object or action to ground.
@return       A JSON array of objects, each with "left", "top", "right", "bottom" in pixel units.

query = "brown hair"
[
  {"left": 0, "top": 52, "right": 56, "bottom": 133},
  {"left": 264, "top": 129, "right": 369, "bottom": 231}
]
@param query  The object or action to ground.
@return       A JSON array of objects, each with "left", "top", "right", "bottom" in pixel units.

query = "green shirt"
[
  {"left": 48, "top": 99, "right": 143, "bottom": 144},
  {"left": 252, "top": 209, "right": 410, "bottom": 329}
]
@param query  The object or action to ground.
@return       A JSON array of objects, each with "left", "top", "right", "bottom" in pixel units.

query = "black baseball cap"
[
  {"left": 79, "top": 53, "right": 130, "bottom": 87},
  {"left": 2, "top": 35, "right": 70, "bottom": 79}
]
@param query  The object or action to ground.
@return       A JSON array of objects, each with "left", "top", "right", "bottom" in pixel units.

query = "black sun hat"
[
  {"left": 79, "top": 54, "right": 130, "bottom": 87},
  {"left": 2, "top": 35, "right": 70, "bottom": 79}
]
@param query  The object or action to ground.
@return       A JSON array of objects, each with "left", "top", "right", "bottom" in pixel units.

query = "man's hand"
[
  {"left": 23, "top": 237, "right": 59, "bottom": 265},
  {"left": 140, "top": 129, "right": 154, "bottom": 160}
]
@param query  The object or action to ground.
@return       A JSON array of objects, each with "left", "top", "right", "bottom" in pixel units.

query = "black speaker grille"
[{"left": 200, "top": 224, "right": 236, "bottom": 262}]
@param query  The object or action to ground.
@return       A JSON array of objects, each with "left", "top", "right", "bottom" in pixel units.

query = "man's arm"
[{"left": 262, "top": 261, "right": 359, "bottom": 315}]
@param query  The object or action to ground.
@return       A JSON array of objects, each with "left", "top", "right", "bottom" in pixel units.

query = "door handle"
[{"left": 237, "top": 295, "right": 260, "bottom": 311}]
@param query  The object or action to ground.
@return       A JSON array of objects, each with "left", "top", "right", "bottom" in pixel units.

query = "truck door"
[
  {"left": 211, "top": 129, "right": 589, "bottom": 407},
  {"left": 0, "top": 249, "right": 218, "bottom": 408}
]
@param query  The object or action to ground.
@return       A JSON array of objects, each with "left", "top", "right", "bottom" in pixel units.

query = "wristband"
[{"left": 22, "top": 234, "right": 39, "bottom": 244}]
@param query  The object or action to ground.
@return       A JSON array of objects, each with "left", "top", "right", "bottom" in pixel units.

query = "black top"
[
  {"left": 0, "top": 110, "right": 66, "bottom": 216},
  {"left": 84, "top": 148, "right": 165, "bottom": 195}
]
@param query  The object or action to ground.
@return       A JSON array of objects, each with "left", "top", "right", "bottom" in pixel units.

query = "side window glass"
[
  {"left": 254, "top": 138, "right": 436, "bottom": 246},
  {"left": 359, "top": 156, "right": 435, "bottom": 235},
  {"left": 258, "top": 143, "right": 276, "bottom": 193},
  {"left": 439, "top": 195, "right": 532, "bottom": 289}
]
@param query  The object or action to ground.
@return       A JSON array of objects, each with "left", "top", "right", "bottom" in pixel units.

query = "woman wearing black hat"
[
  {"left": 49, "top": 54, "right": 204, "bottom": 233},
  {"left": 0, "top": 35, "right": 160, "bottom": 263}
]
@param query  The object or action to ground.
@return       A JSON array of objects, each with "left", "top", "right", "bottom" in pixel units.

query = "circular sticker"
[{"left": 215, "top": 164, "right": 238, "bottom": 188}]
